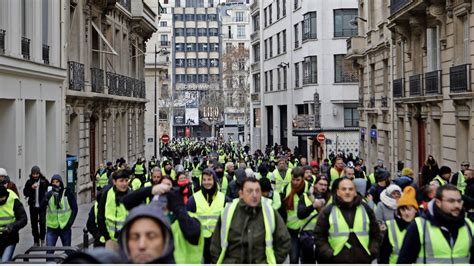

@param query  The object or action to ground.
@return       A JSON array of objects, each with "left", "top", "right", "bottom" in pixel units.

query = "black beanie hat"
[
  {"left": 439, "top": 166, "right": 452, "bottom": 176},
  {"left": 259, "top": 177, "right": 272, "bottom": 192}
]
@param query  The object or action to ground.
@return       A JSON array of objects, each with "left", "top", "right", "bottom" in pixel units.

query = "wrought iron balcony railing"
[
  {"left": 0, "top": 29, "right": 5, "bottom": 54},
  {"left": 42, "top": 44, "right": 50, "bottom": 64},
  {"left": 107, "top": 72, "right": 145, "bottom": 98},
  {"left": 21, "top": 37, "right": 30, "bottom": 60},
  {"left": 425, "top": 70, "right": 442, "bottom": 95},
  {"left": 450, "top": 64, "right": 471, "bottom": 93},
  {"left": 393, "top": 78, "right": 404, "bottom": 98},
  {"left": 91, "top": 68, "right": 105, "bottom": 93},
  {"left": 68, "top": 61, "right": 85, "bottom": 91},
  {"left": 409, "top": 74, "right": 423, "bottom": 96}
]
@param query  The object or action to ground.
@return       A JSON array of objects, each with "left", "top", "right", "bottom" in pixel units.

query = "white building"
[
  {"left": 250, "top": 0, "right": 360, "bottom": 160},
  {"left": 220, "top": 0, "right": 251, "bottom": 143},
  {"left": 0, "top": 0, "right": 66, "bottom": 191}
]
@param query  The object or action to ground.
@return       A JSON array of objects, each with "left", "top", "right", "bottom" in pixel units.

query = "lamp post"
[{"left": 154, "top": 45, "right": 169, "bottom": 157}]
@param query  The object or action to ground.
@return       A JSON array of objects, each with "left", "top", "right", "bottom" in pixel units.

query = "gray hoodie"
[{"left": 118, "top": 202, "right": 175, "bottom": 264}]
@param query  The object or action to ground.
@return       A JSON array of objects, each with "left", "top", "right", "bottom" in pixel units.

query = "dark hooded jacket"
[
  {"left": 23, "top": 173, "right": 49, "bottom": 208},
  {"left": 118, "top": 203, "right": 175, "bottom": 264},
  {"left": 314, "top": 194, "right": 381, "bottom": 263},
  {"left": 225, "top": 168, "right": 247, "bottom": 200},
  {"left": 186, "top": 168, "right": 231, "bottom": 213},
  {"left": 397, "top": 200, "right": 474, "bottom": 263},
  {"left": 42, "top": 175, "right": 78, "bottom": 230}
]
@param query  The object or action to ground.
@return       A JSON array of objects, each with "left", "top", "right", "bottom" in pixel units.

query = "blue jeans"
[
  {"left": 289, "top": 229, "right": 301, "bottom": 264},
  {"left": 1, "top": 244, "right": 15, "bottom": 262},
  {"left": 46, "top": 227, "right": 72, "bottom": 248}
]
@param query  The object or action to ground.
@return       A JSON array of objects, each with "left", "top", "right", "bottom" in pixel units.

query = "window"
[
  {"left": 186, "top": 43, "right": 196, "bottom": 51},
  {"left": 283, "top": 67, "right": 287, "bottom": 89},
  {"left": 198, "top": 43, "right": 208, "bottom": 51},
  {"left": 160, "top": 21, "right": 167, "bottom": 27},
  {"left": 427, "top": 27, "right": 439, "bottom": 71},
  {"left": 198, "top": 58, "right": 208, "bottom": 67},
  {"left": 185, "top": 14, "right": 195, "bottom": 21},
  {"left": 264, "top": 8, "right": 268, "bottom": 27},
  {"left": 197, "top": 14, "right": 206, "bottom": 21},
  {"left": 226, "top": 43, "right": 232, "bottom": 53},
  {"left": 198, "top": 28, "right": 207, "bottom": 36},
  {"left": 176, "top": 74, "right": 186, "bottom": 83},
  {"left": 269, "top": 4, "right": 272, "bottom": 24},
  {"left": 334, "top": 54, "right": 359, "bottom": 83},
  {"left": 344, "top": 106, "right": 359, "bottom": 127},
  {"left": 254, "top": 73, "right": 261, "bottom": 93},
  {"left": 160, "top": 34, "right": 169, "bottom": 46},
  {"left": 303, "top": 56, "right": 317, "bottom": 84},
  {"left": 238, "top": 58, "right": 245, "bottom": 70},
  {"left": 295, "top": 62, "right": 299, "bottom": 87},
  {"left": 254, "top": 108, "right": 261, "bottom": 128},
  {"left": 277, "top": 69, "right": 281, "bottom": 90},
  {"left": 294, "top": 0, "right": 298, "bottom": 9},
  {"left": 188, "top": 74, "right": 197, "bottom": 83},
  {"left": 207, "top": 14, "right": 217, "bottom": 21},
  {"left": 176, "top": 43, "right": 185, "bottom": 51},
  {"left": 209, "top": 43, "right": 219, "bottom": 51},
  {"left": 198, "top": 74, "right": 209, "bottom": 83},
  {"left": 208, "top": 28, "right": 219, "bottom": 36},
  {"left": 269, "top": 37, "right": 273, "bottom": 57},
  {"left": 296, "top": 104, "right": 309, "bottom": 115},
  {"left": 175, "top": 28, "right": 184, "bottom": 36},
  {"left": 174, "top": 14, "right": 184, "bottom": 21},
  {"left": 209, "top": 74, "right": 219, "bottom": 82},
  {"left": 236, "top": 12, "right": 244, "bottom": 22},
  {"left": 277, "top": 33, "right": 281, "bottom": 54},
  {"left": 186, "top": 28, "right": 196, "bottom": 36},
  {"left": 253, "top": 43, "right": 260, "bottom": 62},
  {"left": 162, "top": 7, "right": 167, "bottom": 13},
  {"left": 176, "top": 59, "right": 185, "bottom": 67},
  {"left": 282, "top": 30, "right": 286, "bottom": 52},
  {"left": 264, "top": 39, "right": 268, "bottom": 59},
  {"left": 237, "top": 25, "right": 245, "bottom": 38},
  {"left": 276, "top": 0, "right": 280, "bottom": 20},
  {"left": 303, "top": 12, "right": 317, "bottom": 40},
  {"left": 187, "top": 59, "right": 196, "bottom": 67},
  {"left": 253, "top": 14, "right": 260, "bottom": 31},
  {"left": 294, "top": 24, "right": 299, "bottom": 48},
  {"left": 282, "top": 0, "right": 286, "bottom": 16},
  {"left": 164, "top": 0, "right": 168, "bottom": 4},
  {"left": 334, "top": 9, "right": 358, "bottom": 37},
  {"left": 265, "top": 71, "right": 268, "bottom": 91},
  {"left": 210, "top": 59, "right": 219, "bottom": 67},
  {"left": 269, "top": 70, "right": 273, "bottom": 91}
]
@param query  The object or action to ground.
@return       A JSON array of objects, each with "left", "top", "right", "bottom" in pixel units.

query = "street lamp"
[{"left": 154, "top": 44, "right": 170, "bottom": 157}]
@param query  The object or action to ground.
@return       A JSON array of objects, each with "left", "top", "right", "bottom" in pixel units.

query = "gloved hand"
[
  {"left": 4, "top": 224, "right": 13, "bottom": 234},
  {"left": 166, "top": 189, "right": 184, "bottom": 213},
  {"left": 152, "top": 183, "right": 171, "bottom": 196}
]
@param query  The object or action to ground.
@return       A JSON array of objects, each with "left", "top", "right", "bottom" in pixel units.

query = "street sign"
[
  {"left": 161, "top": 134, "right": 170, "bottom": 143},
  {"left": 325, "top": 139, "right": 332, "bottom": 145},
  {"left": 316, "top": 133, "right": 326, "bottom": 143}
]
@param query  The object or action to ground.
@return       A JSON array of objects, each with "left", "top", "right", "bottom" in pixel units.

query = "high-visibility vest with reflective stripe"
[
  {"left": 134, "top": 163, "right": 145, "bottom": 175},
  {"left": 219, "top": 175, "right": 229, "bottom": 195},
  {"left": 0, "top": 190, "right": 17, "bottom": 232},
  {"left": 46, "top": 190, "right": 72, "bottom": 229},
  {"left": 104, "top": 188, "right": 128, "bottom": 241},
  {"left": 433, "top": 175, "right": 447, "bottom": 186},
  {"left": 217, "top": 198, "right": 276, "bottom": 264},
  {"left": 456, "top": 171, "right": 466, "bottom": 194},
  {"left": 386, "top": 219, "right": 406, "bottom": 264},
  {"left": 284, "top": 182, "right": 310, "bottom": 230},
  {"left": 219, "top": 155, "right": 226, "bottom": 164},
  {"left": 192, "top": 165, "right": 202, "bottom": 179},
  {"left": 367, "top": 173, "right": 376, "bottom": 184},
  {"left": 96, "top": 170, "right": 108, "bottom": 188},
  {"left": 193, "top": 190, "right": 225, "bottom": 238},
  {"left": 93, "top": 201, "right": 106, "bottom": 243},
  {"left": 172, "top": 212, "right": 205, "bottom": 264},
  {"left": 130, "top": 178, "right": 143, "bottom": 191},
  {"left": 272, "top": 169, "right": 292, "bottom": 193},
  {"left": 328, "top": 205, "right": 371, "bottom": 256},
  {"left": 300, "top": 194, "right": 318, "bottom": 232},
  {"left": 415, "top": 217, "right": 472, "bottom": 264},
  {"left": 330, "top": 168, "right": 345, "bottom": 186}
]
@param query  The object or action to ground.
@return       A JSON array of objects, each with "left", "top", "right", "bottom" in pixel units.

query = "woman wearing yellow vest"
[
  {"left": 0, "top": 186, "right": 27, "bottom": 262},
  {"left": 378, "top": 186, "right": 419, "bottom": 264},
  {"left": 280, "top": 167, "right": 307, "bottom": 264},
  {"left": 186, "top": 168, "right": 228, "bottom": 264},
  {"left": 44, "top": 175, "right": 78, "bottom": 251},
  {"left": 315, "top": 178, "right": 381, "bottom": 263}
]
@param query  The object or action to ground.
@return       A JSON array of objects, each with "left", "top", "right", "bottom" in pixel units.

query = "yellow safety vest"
[
  {"left": 93, "top": 201, "right": 106, "bottom": 243},
  {"left": 46, "top": 189, "right": 72, "bottom": 229},
  {"left": 433, "top": 175, "right": 447, "bottom": 186},
  {"left": 162, "top": 168, "right": 177, "bottom": 180},
  {"left": 192, "top": 165, "right": 202, "bottom": 178},
  {"left": 328, "top": 204, "right": 371, "bottom": 256},
  {"left": 330, "top": 168, "right": 345, "bottom": 186},
  {"left": 0, "top": 190, "right": 17, "bottom": 232},
  {"left": 96, "top": 170, "right": 109, "bottom": 188},
  {"left": 386, "top": 219, "right": 406, "bottom": 264},
  {"left": 104, "top": 188, "right": 128, "bottom": 241},
  {"left": 134, "top": 163, "right": 145, "bottom": 175},
  {"left": 193, "top": 190, "right": 225, "bottom": 238},
  {"left": 217, "top": 198, "right": 276, "bottom": 264},
  {"left": 300, "top": 194, "right": 318, "bottom": 232},
  {"left": 172, "top": 213, "right": 205, "bottom": 264},
  {"left": 415, "top": 217, "right": 472, "bottom": 263},
  {"left": 272, "top": 169, "right": 292, "bottom": 193},
  {"left": 456, "top": 171, "right": 466, "bottom": 194}
]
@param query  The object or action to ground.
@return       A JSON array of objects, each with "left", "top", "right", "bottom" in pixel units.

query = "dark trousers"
[
  {"left": 29, "top": 206, "right": 46, "bottom": 243},
  {"left": 203, "top": 237, "right": 212, "bottom": 264},
  {"left": 289, "top": 229, "right": 301, "bottom": 264}
]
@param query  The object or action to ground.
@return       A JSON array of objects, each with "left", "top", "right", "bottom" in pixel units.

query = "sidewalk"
[{"left": 15, "top": 203, "right": 94, "bottom": 256}]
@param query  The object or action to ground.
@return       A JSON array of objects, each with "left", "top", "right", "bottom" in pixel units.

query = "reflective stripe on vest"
[
  {"left": 415, "top": 217, "right": 472, "bottom": 264},
  {"left": 192, "top": 165, "right": 202, "bottom": 178},
  {"left": 330, "top": 168, "right": 345, "bottom": 187},
  {"left": 130, "top": 178, "right": 142, "bottom": 191},
  {"left": 457, "top": 171, "right": 466, "bottom": 194},
  {"left": 0, "top": 190, "right": 17, "bottom": 232},
  {"left": 217, "top": 198, "right": 276, "bottom": 264},
  {"left": 194, "top": 191, "right": 225, "bottom": 238},
  {"left": 47, "top": 189, "right": 72, "bottom": 229},
  {"left": 134, "top": 164, "right": 145, "bottom": 175},
  {"left": 328, "top": 205, "right": 371, "bottom": 256},
  {"left": 284, "top": 182, "right": 310, "bottom": 230},
  {"left": 172, "top": 213, "right": 205, "bottom": 264},
  {"left": 104, "top": 188, "right": 128, "bottom": 241},
  {"left": 97, "top": 171, "right": 109, "bottom": 188},
  {"left": 272, "top": 169, "right": 292, "bottom": 193},
  {"left": 300, "top": 194, "right": 318, "bottom": 232},
  {"left": 387, "top": 219, "right": 406, "bottom": 264},
  {"left": 433, "top": 175, "right": 447, "bottom": 186}
]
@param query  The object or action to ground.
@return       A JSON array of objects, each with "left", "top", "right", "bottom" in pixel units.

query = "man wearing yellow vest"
[
  {"left": 161, "top": 161, "right": 177, "bottom": 181},
  {"left": 186, "top": 168, "right": 228, "bottom": 263},
  {"left": 272, "top": 157, "right": 292, "bottom": 193},
  {"left": 398, "top": 184, "right": 474, "bottom": 263},
  {"left": 0, "top": 185, "right": 27, "bottom": 262},
  {"left": 433, "top": 166, "right": 452, "bottom": 187},
  {"left": 97, "top": 169, "right": 131, "bottom": 251},
  {"left": 451, "top": 161, "right": 470, "bottom": 194},
  {"left": 44, "top": 174, "right": 78, "bottom": 250},
  {"left": 378, "top": 186, "right": 418, "bottom": 263},
  {"left": 315, "top": 178, "right": 381, "bottom": 263},
  {"left": 329, "top": 157, "right": 345, "bottom": 186},
  {"left": 210, "top": 177, "right": 290, "bottom": 263}
]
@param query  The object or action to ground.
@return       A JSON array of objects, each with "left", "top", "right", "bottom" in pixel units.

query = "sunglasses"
[{"left": 462, "top": 164, "right": 470, "bottom": 167}]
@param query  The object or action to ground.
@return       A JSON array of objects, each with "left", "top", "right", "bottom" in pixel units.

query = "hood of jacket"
[{"left": 118, "top": 202, "right": 175, "bottom": 264}]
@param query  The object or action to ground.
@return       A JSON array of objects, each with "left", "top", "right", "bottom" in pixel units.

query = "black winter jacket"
[
  {"left": 0, "top": 197, "right": 27, "bottom": 247},
  {"left": 23, "top": 175, "right": 49, "bottom": 207}
]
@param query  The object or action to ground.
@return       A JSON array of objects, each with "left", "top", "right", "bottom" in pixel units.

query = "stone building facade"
[{"left": 65, "top": 0, "right": 156, "bottom": 203}]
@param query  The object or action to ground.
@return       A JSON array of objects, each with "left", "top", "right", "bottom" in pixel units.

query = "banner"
[
  {"left": 185, "top": 108, "right": 199, "bottom": 126},
  {"left": 174, "top": 108, "right": 185, "bottom": 125},
  {"left": 173, "top": 91, "right": 199, "bottom": 108}
]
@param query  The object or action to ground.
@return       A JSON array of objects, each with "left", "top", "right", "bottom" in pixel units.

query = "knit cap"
[
  {"left": 397, "top": 186, "right": 419, "bottom": 210},
  {"left": 401, "top": 167, "right": 414, "bottom": 177}
]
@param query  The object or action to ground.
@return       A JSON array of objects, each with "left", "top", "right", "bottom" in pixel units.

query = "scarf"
[
  {"left": 177, "top": 179, "right": 190, "bottom": 204},
  {"left": 283, "top": 181, "right": 305, "bottom": 210},
  {"left": 380, "top": 189, "right": 398, "bottom": 210}
]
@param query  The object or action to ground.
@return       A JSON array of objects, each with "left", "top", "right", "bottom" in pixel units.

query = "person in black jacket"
[
  {"left": 22, "top": 165, "right": 49, "bottom": 246},
  {"left": 462, "top": 169, "right": 474, "bottom": 220},
  {"left": 0, "top": 186, "right": 27, "bottom": 262},
  {"left": 86, "top": 190, "right": 105, "bottom": 247}
]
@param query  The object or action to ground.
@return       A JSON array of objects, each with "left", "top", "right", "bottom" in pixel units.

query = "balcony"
[
  {"left": 409, "top": 74, "right": 423, "bottom": 96},
  {"left": 251, "top": 31, "right": 259, "bottom": 42},
  {"left": 390, "top": 0, "right": 412, "bottom": 16},
  {"left": 160, "top": 41, "right": 170, "bottom": 47},
  {"left": 302, "top": 32, "right": 317, "bottom": 41},
  {"left": 21, "top": 37, "right": 30, "bottom": 60},
  {"left": 251, "top": 62, "right": 259, "bottom": 73},
  {"left": 107, "top": 72, "right": 146, "bottom": 98},
  {"left": 381, "top": 96, "right": 388, "bottom": 108},
  {"left": 0, "top": 29, "right": 5, "bottom": 54},
  {"left": 68, "top": 61, "right": 85, "bottom": 91},
  {"left": 346, "top": 36, "right": 365, "bottom": 59},
  {"left": 450, "top": 64, "right": 471, "bottom": 93},
  {"left": 425, "top": 70, "right": 441, "bottom": 95},
  {"left": 250, "top": 1, "right": 259, "bottom": 12},
  {"left": 251, "top": 93, "right": 260, "bottom": 102},
  {"left": 393, "top": 78, "right": 404, "bottom": 98},
  {"left": 91, "top": 68, "right": 105, "bottom": 93},
  {"left": 368, "top": 96, "right": 375, "bottom": 108},
  {"left": 117, "top": 0, "right": 131, "bottom": 12},
  {"left": 42, "top": 44, "right": 50, "bottom": 65}
]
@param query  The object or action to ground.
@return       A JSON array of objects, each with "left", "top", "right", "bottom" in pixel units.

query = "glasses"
[
  {"left": 443, "top": 198, "right": 463, "bottom": 204},
  {"left": 462, "top": 164, "right": 470, "bottom": 167}
]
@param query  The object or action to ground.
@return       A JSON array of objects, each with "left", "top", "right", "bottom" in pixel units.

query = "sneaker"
[
  {"left": 39, "top": 239, "right": 45, "bottom": 246},
  {"left": 33, "top": 242, "right": 39, "bottom": 247}
]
